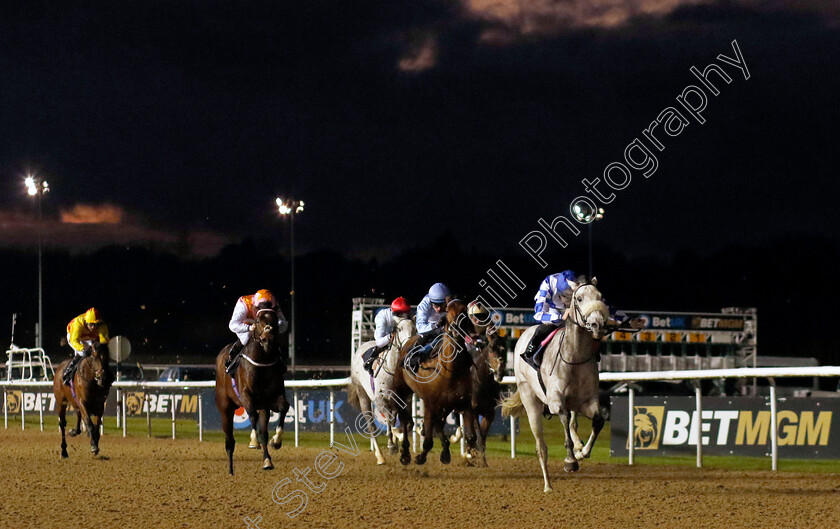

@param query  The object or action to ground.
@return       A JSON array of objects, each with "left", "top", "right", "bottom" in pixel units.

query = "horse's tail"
[
  {"left": 501, "top": 390, "right": 524, "bottom": 418},
  {"left": 345, "top": 382, "right": 362, "bottom": 411}
]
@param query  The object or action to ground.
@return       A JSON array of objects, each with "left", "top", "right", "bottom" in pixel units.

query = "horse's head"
[
  {"left": 476, "top": 331, "right": 506, "bottom": 383},
  {"left": 88, "top": 343, "right": 112, "bottom": 388},
  {"left": 253, "top": 302, "right": 280, "bottom": 351},
  {"left": 393, "top": 316, "right": 416, "bottom": 351},
  {"left": 567, "top": 277, "right": 610, "bottom": 340},
  {"left": 445, "top": 299, "right": 479, "bottom": 342}
]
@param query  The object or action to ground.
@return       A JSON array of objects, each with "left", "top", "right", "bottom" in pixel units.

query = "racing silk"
[
  {"left": 66, "top": 314, "right": 109, "bottom": 352},
  {"left": 533, "top": 273, "right": 574, "bottom": 324},
  {"left": 229, "top": 295, "right": 289, "bottom": 345},
  {"left": 415, "top": 294, "right": 444, "bottom": 334},
  {"left": 374, "top": 308, "right": 399, "bottom": 348}
]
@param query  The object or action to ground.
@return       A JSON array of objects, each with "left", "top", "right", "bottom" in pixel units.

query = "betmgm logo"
[
  {"left": 4, "top": 391, "right": 22, "bottom": 414},
  {"left": 125, "top": 392, "right": 146, "bottom": 416},
  {"left": 628, "top": 406, "right": 665, "bottom": 450}
]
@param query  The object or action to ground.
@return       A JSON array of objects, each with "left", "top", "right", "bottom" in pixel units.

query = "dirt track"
[{"left": 2, "top": 427, "right": 839, "bottom": 529}]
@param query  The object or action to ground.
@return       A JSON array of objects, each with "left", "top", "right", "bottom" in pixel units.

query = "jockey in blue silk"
[
  {"left": 521, "top": 270, "right": 639, "bottom": 370},
  {"left": 362, "top": 297, "right": 412, "bottom": 374},
  {"left": 405, "top": 282, "right": 450, "bottom": 372}
]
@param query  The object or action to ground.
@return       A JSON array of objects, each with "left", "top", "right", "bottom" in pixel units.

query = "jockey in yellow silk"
[{"left": 62, "top": 307, "right": 109, "bottom": 384}]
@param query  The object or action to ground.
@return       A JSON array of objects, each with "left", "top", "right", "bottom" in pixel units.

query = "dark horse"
[
  {"left": 465, "top": 329, "right": 506, "bottom": 466},
  {"left": 393, "top": 299, "right": 481, "bottom": 465},
  {"left": 53, "top": 343, "right": 114, "bottom": 458},
  {"left": 214, "top": 304, "right": 289, "bottom": 475}
]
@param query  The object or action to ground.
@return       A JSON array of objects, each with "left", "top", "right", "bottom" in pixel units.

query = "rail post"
[
  {"left": 122, "top": 392, "right": 127, "bottom": 438},
  {"left": 38, "top": 391, "right": 43, "bottom": 431},
  {"left": 695, "top": 385, "right": 702, "bottom": 468},
  {"left": 198, "top": 392, "right": 204, "bottom": 442},
  {"left": 146, "top": 394, "right": 151, "bottom": 438},
  {"left": 329, "top": 389, "right": 335, "bottom": 447},
  {"left": 628, "top": 386, "right": 635, "bottom": 466},
  {"left": 171, "top": 393, "right": 176, "bottom": 440},
  {"left": 770, "top": 383, "right": 778, "bottom": 471},
  {"left": 510, "top": 415, "right": 516, "bottom": 458},
  {"left": 294, "top": 390, "right": 299, "bottom": 447},
  {"left": 3, "top": 389, "right": 7, "bottom": 429}
]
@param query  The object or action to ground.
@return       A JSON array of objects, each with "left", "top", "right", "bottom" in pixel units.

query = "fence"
[{"left": 3, "top": 366, "right": 840, "bottom": 470}]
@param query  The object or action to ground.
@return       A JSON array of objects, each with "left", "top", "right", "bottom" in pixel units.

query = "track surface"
[{"left": 2, "top": 427, "right": 839, "bottom": 529}]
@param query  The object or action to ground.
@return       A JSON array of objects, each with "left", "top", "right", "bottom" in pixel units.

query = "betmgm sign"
[{"left": 611, "top": 397, "right": 839, "bottom": 458}]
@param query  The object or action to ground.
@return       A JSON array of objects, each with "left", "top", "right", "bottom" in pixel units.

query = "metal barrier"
[{"left": 3, "top": 366, "right": 840, "bottom": 470}]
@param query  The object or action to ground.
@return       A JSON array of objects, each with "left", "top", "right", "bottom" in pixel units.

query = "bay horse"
[
  {"left": 466, "top": 329, "right": 506, "bottom": 465},
  {"left": 392, "top": 299, "right": 481, "bottom": 466},
  {"left": 53, "top": 342, "right": 114, "bottom": 458},
  {"left": 346, "top": 316, "right": 416, "bottom": 464},
  {"left": 502, "top": 278, "right": 609, "bottom": 492},
  {"left": 215, "top": 303, "right": 289, "bottom": 475}
]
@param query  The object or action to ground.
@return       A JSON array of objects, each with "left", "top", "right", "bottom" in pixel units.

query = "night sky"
[{"left": 0, "top": 2, "right": 838, "bottom": 356}]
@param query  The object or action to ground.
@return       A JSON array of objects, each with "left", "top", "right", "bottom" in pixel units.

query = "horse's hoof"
[
  {"left": 574, "top": 450, "right": 584, "bottom": 460},
  {"left": 249, "top": 441, "right": 260, "bottom": 449},
  {"left": 388, "top": 446, "right": 399, "bottom": 455},
  {"left": 440, "top": 450, "right": 451, "bottom": 465},
  {"left": 68, "top": 430, "right": 80, "bottom": 437},
  {"left": 376, "top": 459, "right": 386, "bottom": 466},
  {"left": 60, "top": 452, "right": 68, "bottom": 459},
  {"left": 91, "top": 448, "right": 100, "bottom": 456},
  {"left": 415, "top": 453, "right": 427, "bottom": 465},
  {"left": 564, "top": 460, "right": 579, "bottom": 473},
  {"left": 263, "top": 458, "right": 274, "bottom": 470},
  {"left": 400, "top": 454, "right": 411, "bottom": 466},
  {"left": 269, "top": 441, "right": 281, "bottom": 449},
  {"left": 543, "top": 485, "right": 554, "bottom": 493}
]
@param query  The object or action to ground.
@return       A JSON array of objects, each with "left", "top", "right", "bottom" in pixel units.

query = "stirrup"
[{"left": 225, "top": 355, "right": 238, "bottom": 375}]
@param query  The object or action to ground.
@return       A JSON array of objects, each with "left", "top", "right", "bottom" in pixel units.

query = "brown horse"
[
  {"left": 215, "top": 304, "right": 289, "bottom": 475},
  {"left": 466, "top": 329, "right": 506, "bottom": 465},
  {"left": 53, "top": 343, "right": 114, "bottom": 458},
  {"left": 393, "top": 299, "right": 481, "bottom": 465}
]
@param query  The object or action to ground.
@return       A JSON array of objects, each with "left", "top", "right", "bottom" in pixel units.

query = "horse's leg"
[
  {"left": 461, "top": 410, "right": 479, "bottom": 464},
  {"left": 258, "top": 409, "right": 273, "bottom": 470},
  {"left": 58, "top": 402, "right": 69, "bottom": 459},
  {"left": 78, "top": 406, "right": 98, "bottom": 455},
  {"left": 396, "top": 399, "right": 412, "bottom": 465},
  {"left": 521, "top": 386, "right": 553, "bottom": 492},
  {"left": 362, "top": 392, "right": 386, "bottom": 465},
  {"left": 90, "top": 413, "right": 102, "bottom": 456},
  {"left": 568, "top": 411, "right": 585, "bottom": 459},
  {"left": 249, "top": 428, "right": 260, "bottom": 449},
  {"left": 559, "top": 400, "right": 579, "bottom": 473},
  {"left": 221, "top": 402, "right": 236, "bottom": 475},
  {"left": 578, "top": 399, "right": 605, "bottom": 460},
  {"left": 68, "top": 410, "right": 82, "bottom": 436},
  {"left": 270, "top": 393, "right": 290, "bottom": 449},
  {"left": 438, "top": 413, "right": 451, "bottom": 465},
  {"left": 415, "top": 403, "right": 436, "bottom": 465},
  {"left": 475, "top": 414, "right": 490, "bottom": 467}
]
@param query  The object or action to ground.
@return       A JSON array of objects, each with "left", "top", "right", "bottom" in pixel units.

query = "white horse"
[
  {"left": 346, "top": 317, "right": 416, "bottom": 464},
  {"left": 502, "top": 278, "right": 609, "bottom": 492}
]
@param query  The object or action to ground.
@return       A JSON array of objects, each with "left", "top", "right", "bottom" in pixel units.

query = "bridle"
[
  {"left": 375, "top": 318, "right": 413, "bottom": 377},
  {"left": 551, "top": 283, "right": 602, "bottom": 368},
  {"left": 241, "top": 308, "right": 280, "bottom": 367}
]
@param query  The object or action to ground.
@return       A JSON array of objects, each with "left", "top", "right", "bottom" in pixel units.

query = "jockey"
[
  {"left": 405, "top": 283, "right": 450, "bottom": 372},
  {"left": 224, "top": 289, "right": 288, "bottom": 375},
  {"left": 362, "top": 297, "right": 412, "bottom": 375},
  {"left": 62, "top": 308, "right": 109, "bottom": 385},
  {"left": 520, "top": 270, "right": 579, "bottom": 370},
  {"left": 521, "top": 271, "right": 642, "bottom": 370}
]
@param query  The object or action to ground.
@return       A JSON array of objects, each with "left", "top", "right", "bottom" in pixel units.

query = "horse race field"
[{"left": 3, "top": 418, "right": 839, "bottom": 529}]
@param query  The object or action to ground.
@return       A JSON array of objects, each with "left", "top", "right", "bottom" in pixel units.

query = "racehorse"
[
  {"left": 53, "top": 343, "right": 114, "bottom": 458},
  {"left": 502, "top": 278, "right": 610, "bottom": 492},
  {"left": 449, "top": 328, "right": 506, "bottom": 466},
  {"left": 215, "top": 304, "right": 289, "bottom": 474},
  {"left": 393, "top": 299, "right": 481, "bottom": 466},
  {"left": 346, "top": 316, "right": 416, "bottom": 464}
]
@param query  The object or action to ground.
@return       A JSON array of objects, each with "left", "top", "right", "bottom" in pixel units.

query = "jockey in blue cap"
[{"left": 405, "top": 282, "right": 450, "bottom": 372}]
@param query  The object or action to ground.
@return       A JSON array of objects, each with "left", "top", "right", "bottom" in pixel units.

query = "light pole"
[
  {"left": 276, "top": 197, "right": 304, "bottom": 373},
  {"left": 25, "top": 175, "right": 49, "bottom": 349},
  {"left": 572, "top": 202, "right": 604, "bottom": 279}
]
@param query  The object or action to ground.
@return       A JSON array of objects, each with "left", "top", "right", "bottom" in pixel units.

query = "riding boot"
[
  {"left": 405, "top": 329, "right": 440, "bottom": 372},
  {"left": 363, "top": 345, "right": 383, "bottom": 375},
  {"left": 225, "top": 341, "right": 245, "bottom": 375},
  {"left": 521, "top": 323, "right": 559, "bottom": 370},
  {"left": 62, "top": 355, "right": 82, "bottom": 385}
]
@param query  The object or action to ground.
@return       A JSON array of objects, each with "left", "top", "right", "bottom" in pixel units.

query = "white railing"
[{"left": 3, "top": 366, "right": 839, "bottom": 470}]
